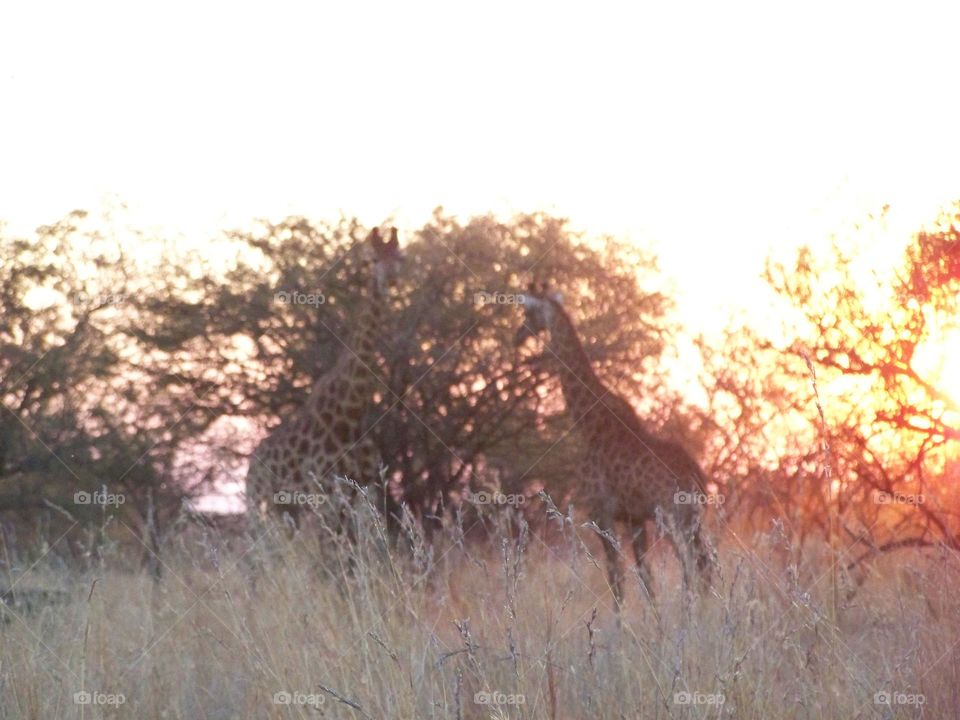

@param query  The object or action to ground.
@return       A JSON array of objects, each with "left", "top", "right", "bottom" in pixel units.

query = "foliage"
[
  {"left": 163, "top": 210, "right": 678, "bottom": 531},
  {"left": 696, "top": 204, "right": 960, "bottom": 569},
  {"left": 1, "top": 209, "right": 680, "bottom": 543},
  {"left": 0, "top": 211, "right": 226, "bottom": 561}
]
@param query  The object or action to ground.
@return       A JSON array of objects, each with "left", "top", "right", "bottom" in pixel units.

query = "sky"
[{"left": 3, "top": 1, "right": 960, "bottom": 336}]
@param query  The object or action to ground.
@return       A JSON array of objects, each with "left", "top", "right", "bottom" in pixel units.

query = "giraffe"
[
  {"left": 515, "top": 284, "right": 711, "bottom": 605},
  {"left": 245, "top": 226, "right": 402, "bottom": 536}
]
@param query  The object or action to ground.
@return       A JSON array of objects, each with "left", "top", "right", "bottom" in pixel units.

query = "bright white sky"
[{"left": 2, "top": 0, "right": 960, "bottom": 335}]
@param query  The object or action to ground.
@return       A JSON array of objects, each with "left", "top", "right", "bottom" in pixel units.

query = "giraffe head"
[
  {"left": 515, "top": 282, "right": 564, "bottom": 346},
  {"left": 369, "top": 227, "right": 403, "bottom": 294}
]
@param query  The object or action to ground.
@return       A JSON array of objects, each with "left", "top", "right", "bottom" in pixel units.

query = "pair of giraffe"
[{"left": 246, "top": 227, "right": 711, "bottom": 602}]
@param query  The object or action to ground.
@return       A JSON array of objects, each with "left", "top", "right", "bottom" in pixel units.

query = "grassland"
[{"left": 1, "top": 494, "right": 957, "bottom": 719}]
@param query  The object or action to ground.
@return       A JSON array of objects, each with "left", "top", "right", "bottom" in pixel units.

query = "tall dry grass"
[{"left": 1, "top": 489, "right": 958, "bottom": 719}]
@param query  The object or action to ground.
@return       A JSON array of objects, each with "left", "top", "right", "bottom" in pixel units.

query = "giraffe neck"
[
  {"left": 345, "top": 265, "right": 386, "bottom": 375},
  {"left": 544, "top": 304, "right": 609, "bottom": 419},
  {"left": 306, "top": 259, "right": 387, "bottom": 411}
]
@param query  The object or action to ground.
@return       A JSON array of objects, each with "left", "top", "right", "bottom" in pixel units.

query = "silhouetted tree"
[
  {"left": 694, "top": 203, "right": 960, "bottom": 577},
  {"left": 163, "top": 210, "right": 684, "bottom": 534}
]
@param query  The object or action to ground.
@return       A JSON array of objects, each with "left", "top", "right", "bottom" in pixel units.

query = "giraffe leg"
[
  {"left": 690, "top": 524, "right": 712, "bottom": 590},
  {"left": 282, "top": 503, "right": 302, "bottom": 539},
  {"left": 600, "top": 528, "right": 624, "bottom": 610},
  {"left": 670, "top": 517, "right": 709, "bottom": 596},
  {"left": 244, "top": 496, "right": 277, "bottom": 591},
  {"left": 631, "top": 522, "right": 655, "bottom": 602}
]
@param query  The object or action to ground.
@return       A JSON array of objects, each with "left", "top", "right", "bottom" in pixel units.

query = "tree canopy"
[
  {"left": 1, "top": 209, "right": 682, "bottom": 545},
  {"left": 3, "top": 202, "right": 959, "bottom": 579}
]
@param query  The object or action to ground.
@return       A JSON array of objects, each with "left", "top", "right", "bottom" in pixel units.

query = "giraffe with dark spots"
[
  {"left": 246, "top": 227, "right": 402, "bottom": 531},
  {"left": 515, "top": 284, "right": 712, "bottom": 605}
]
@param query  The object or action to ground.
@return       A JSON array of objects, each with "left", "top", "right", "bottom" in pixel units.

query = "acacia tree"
[
  {"left": 0, "top": 211, "right": 173, "bottom": 564},
  {"left": 163, "top": 210, "right": 685, "bottom": 534},
  {"left": 0, "top": 212, "right": 127, "bottom": 518},
  {"left": 2, "top": 207, "right": 710, "bottom": 554},
  {"left": 694, "top": 204, "right": 960, "bottom": 572},
  {"left": 0, "top": 211, "right": 241, "bottom": 568},
  {"left": 375, "top": 212, "right": 684, "bottom": 534}
]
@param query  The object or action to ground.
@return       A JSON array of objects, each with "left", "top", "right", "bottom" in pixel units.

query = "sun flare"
[{"left": 913, "top": 326, "right": 960, "bottom": 410}]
